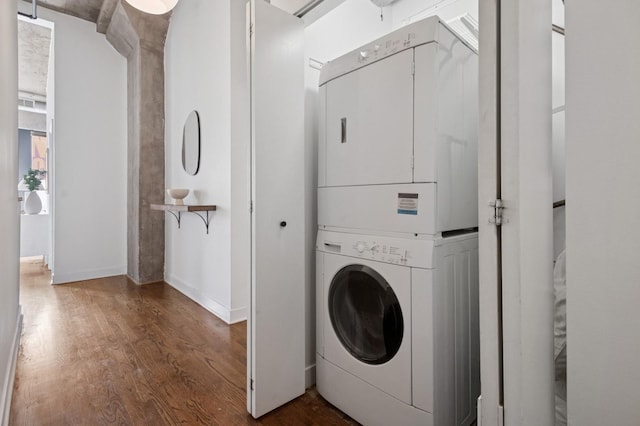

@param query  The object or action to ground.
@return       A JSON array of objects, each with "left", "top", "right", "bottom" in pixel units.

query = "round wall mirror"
[{"left": 182, "top": 110, "right": 200, "bottom": 175}]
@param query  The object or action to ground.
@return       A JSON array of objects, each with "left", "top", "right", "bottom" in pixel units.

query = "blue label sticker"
[{"left": 397, "top": 193, "right": 418, "bottom": 215}]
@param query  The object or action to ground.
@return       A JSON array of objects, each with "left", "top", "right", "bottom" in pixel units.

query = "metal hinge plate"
[
  {"left": 489, "top": 199, "right": 506, "bottom": 226},
  {"left": 250, "top": 379, "right": 254, "bottom": 391}
]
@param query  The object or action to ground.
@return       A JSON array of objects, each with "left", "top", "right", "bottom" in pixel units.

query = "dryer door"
[{"left": 324, "top": 49, "right": 414, "bottom": 187}]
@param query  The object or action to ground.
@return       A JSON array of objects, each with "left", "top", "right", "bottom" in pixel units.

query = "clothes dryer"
[
  {"left": 316, "top": 229, "right": 480, "bottom": 426},
  {"left": 318, "top": 16, "right": 478, "bottom": 235}
]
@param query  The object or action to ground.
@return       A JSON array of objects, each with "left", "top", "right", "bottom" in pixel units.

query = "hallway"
[{"left": 9, "top": 259, "right": 353, "bottom": 425}]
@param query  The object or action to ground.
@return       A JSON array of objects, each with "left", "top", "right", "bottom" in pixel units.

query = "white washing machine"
[
  {"left": 316, "top": 229, "right": 480, "bottom": 426},
  {"left": 315, "top": 15, "right": 480, "bottom": 426}
]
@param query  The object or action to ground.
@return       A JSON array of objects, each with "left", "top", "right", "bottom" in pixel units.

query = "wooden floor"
[{"left": 10, "top": 258, "right": 356, "bottom": 425}]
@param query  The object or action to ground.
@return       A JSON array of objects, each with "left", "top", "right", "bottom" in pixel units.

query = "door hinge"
[
  {"left": 489, "top": 199, "right": 506, "bottom": 226},
  {"left": 250, "top": 379, "right": 254, "bottom": 391},
  {"left": 411, "top": 61, "right": 415, "bottom": 76},
  {"left": 249, "top": 23, "right": 254, "bottom": 37},
  {"left": 411, "top": 155, "right": 414, "bottom": 170},
  {"left": 250, "top": 200, "right": 254, "bottom": 213}
]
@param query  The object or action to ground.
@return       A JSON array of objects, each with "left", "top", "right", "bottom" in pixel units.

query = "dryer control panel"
[
  {"left": 319, "top": 16, "right": 441, "bottom": 86},
  {"left": 317, "top": 230, "right": 434, "bottom": 269}
]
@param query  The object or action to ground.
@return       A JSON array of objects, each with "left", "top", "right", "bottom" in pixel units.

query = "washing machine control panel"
[
  {"left": 352, "top": 240, "right": 411, "bottom": 265},
  {"left": 318, "top": 230, "right": 434, "bottom": 269}
]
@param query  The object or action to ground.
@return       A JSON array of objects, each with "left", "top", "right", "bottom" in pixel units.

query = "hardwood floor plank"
[{"left": 10, "top": 258, "right": 356, "bottom": 425}]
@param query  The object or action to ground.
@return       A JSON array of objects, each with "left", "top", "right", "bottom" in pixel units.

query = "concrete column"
[{"left": 105, "top": 2, "right": 170, "bottom": 284}]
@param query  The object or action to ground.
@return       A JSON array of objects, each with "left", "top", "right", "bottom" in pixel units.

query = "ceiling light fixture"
[
  {"left": 124, "top": 0, "right": 179, "bottom": 15},
  {"left": 370, "top": 0, "right": 396, "bottom": 6}
]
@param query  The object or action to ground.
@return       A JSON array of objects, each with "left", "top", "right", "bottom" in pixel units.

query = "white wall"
[
  {"left": 165, "top": 0, "right": 249, "bottom": 323},
  {"left": 35, "top": 8, "right": 127, "bottom": 284},
  {"left": 0, "top": 0, "right": 21, "bottom": 422},
  {"left": 566, "top": 1, "right": 640, "bottom": 424},
  {"left": 390, "top": 0, "right": 477, "bottom": 29},
  {"left": 305, "top": 0, "right": 391, "bottom": 65}
]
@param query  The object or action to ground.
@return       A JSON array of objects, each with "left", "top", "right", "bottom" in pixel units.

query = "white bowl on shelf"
[{"left": 167, "top": 188, "right": 189, "bottom": 205}]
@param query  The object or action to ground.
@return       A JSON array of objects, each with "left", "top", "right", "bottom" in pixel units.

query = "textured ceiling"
[
  {"left": 18, "top": 0, "right": 108, "bottom": 99},
  {"left": 16, "top": 0, "right": 332, "bottom": 98},
  {"left": 17, "top": 0, "right": 172, "bottom": 98},
  {"left": 25, "top": 0, "right": 106, "bottom": 23},
  {"left": 18, "top": 19, "right": 51, "bottom": 98}
]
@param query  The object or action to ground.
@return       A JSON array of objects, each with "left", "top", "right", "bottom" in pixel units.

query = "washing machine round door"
[{"left": 328, "top": 264, "right": 404, "bottom": 365}]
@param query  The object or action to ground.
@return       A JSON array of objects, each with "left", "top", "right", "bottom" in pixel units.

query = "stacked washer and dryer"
[{"left": 315, "top": 16, "right": 480, "bottom": 426}]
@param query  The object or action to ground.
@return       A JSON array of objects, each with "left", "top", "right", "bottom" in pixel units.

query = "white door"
[
  {"left": 324, "top": 50, "right": 414, "bottom": 187},
  {"left": 478, "top": 0, "right": 555, "bottom": 424},
  {"left": 247, "top": 0, "right": 305, "bottom": 418}
]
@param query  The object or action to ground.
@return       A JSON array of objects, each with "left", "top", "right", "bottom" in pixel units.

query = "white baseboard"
[
  {"left": 1, "top": 308, "right": 23, "bottom": 426},
  {"left": 229, "top": 306, "right": 248, "bottom": 324},
  {"left": 166, "top": 274, "right": 247, "bottom": 325},
  {"left": 305, "top": 363, "right": 316, "bottom": 389},
  {"left": 52, "top": 265, "right": 126, "bottom": 284}
]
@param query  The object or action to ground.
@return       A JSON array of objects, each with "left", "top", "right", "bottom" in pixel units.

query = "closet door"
[{"left": 247, "top": 0, "right": 305, "bottom": 418}]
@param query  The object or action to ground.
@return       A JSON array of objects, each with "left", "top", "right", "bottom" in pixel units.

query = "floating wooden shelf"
[{"left": 150, "top": 204, "right": 217, "bottom": 234}]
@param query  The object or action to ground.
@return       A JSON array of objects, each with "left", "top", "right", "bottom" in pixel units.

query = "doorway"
[{"left": 17, "top": 15, "right": 54, "bottom": 275}]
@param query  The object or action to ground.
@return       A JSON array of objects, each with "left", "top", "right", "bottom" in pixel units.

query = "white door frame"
[
  {"left": 477, "top": 1, "right": 502, "bottom": 423},
  {"left": 478, "top": 0, "right": 554, "bottom": 424},
  {"left": 0, "top": 1, "right": 22, "bottom": 423}
]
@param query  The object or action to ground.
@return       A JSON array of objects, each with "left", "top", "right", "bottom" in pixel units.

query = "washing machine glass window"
[{"left": 328, "top": 264, "right": 404, "bottom": 365}]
